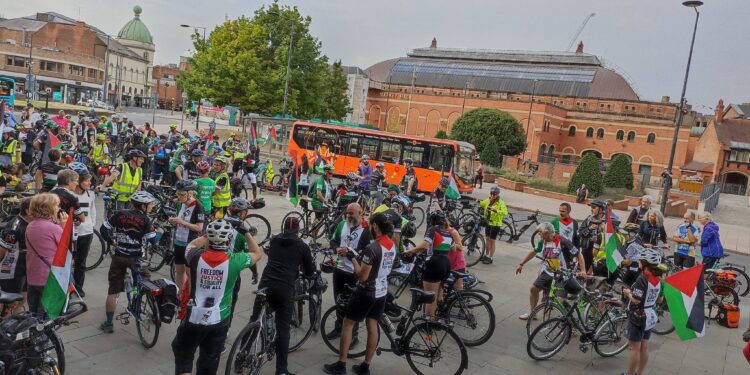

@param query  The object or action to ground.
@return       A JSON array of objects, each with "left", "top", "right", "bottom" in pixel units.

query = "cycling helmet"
[
  {"left": 96, "top": 134, "right": 106, "bottom": 141},
  {"left": 197, "top": 161, "right": 211, "bottom": 172},
  {"left": 387, "top": 184, "right": 400, "bottom": 193},
  {"left": 439, "top": 177, "right": 449, "bottom": 187},
  {"left": 429, "top": 210, "right": 447, "bottom": 225},
  {"left": 490, "top": 186, "right": 501, "bottom": 195},
  {"left": 97, "top": 166, "right": 110, "bottom": 176},
  {"left": 362, "top": 155, "right": 370, "bottom": 161},
  {"left": 179, "top": 138, "right": 191, "bottom": 145},
  {"left": 391, "top": 195, "right": 411, "bottom": 210},
  {"left": 206, "top": 219, "right": 234, "bottom": 249},
  {"left": 190, "top": 149, "right": 204, "bottom": 157},
  {"left": 564, "top": 277, "right": 582, "bottom": 296},
  {"left": 175, "top": 179, "right": 198, "bottom": 192},
  {"left": 130, "top": 191, "right": 156, "bottom": 205},
  {"left": 403, "top": 157, "right": 413, "bottom": 164},
  {"left": 4, "top": 129, "right": 15, "bottom": 136},
  {"left": 401, "top": 221, "right": 417, "bottom": 239},
  {"left": 638, "top": 247, "right": 662, "bottom": 265},
  {"left": 214, "top": 156, "right": 228, "bottom": 164},
  {"left": 320, "top": 258, "right": 336, "bottom": 274},
  {"left": 346, "top": 172, "right": 357, "bottom": 181},
  {"left": 323, "top": 164, "right": 335, "bottom": 172},
  {"left": 170, "top": 124, "right": 178, "bottom": 129},
  {"left": 375, "top": 162, "right": 384, "bottom": 168},
  {"left": 228, "top": 197, "right": 252, "bottom": 212},
  {"left": 589, "top": 199, "right": 608, "bottom": 210},
  {"left": 68, "top": 162, "right": 89, "bottom": 176},
  {"left": 45, "top": 120, "right": 57, "bottom": 128},
  {"left": 126, "top": 149, "right": 147, "bottom": 159}
]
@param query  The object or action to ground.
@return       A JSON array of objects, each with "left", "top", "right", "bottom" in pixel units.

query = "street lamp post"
[
  {"left": 660, "top": 0, "right": 703, "bottom": 214},
  {"left": 267, "top": 10, "right": 294, "bottom": 116},
  {"left": 522, "top": 79, "right": 539, "bottom": 161},
  {"left": 180, "top": 24, "right": 207, "bottom": 130}
]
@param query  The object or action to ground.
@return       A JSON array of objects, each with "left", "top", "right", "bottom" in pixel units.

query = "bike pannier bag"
[{"left": 717, "top": 303, "right": 740, "bottom": 328}]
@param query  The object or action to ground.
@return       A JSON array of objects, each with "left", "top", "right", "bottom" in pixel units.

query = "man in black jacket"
[{"left": 252, "top": 216, "right": 315, "bottom": 375}]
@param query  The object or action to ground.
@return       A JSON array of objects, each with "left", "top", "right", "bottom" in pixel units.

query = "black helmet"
[
  {"left": 439, "top": 177, "right": 449, "bottom": 187},
  {"left": 320, "top": 258, "right": 336, "bottom": 274},
  {"left": 589, "top": 199, "right": 607, "bottom": 210},
  {"left": 126, "top": 149, "right": 147, "bottom": 159},
  {"left": 228, "top": 197, "right": 252, "bottom": 212},
  {"left": 346, "top": 172, "right": 357, "bottom": 181},
  {"left": 401, "top": 221, "right": 417, "bottom": 238},
  {"left": 191, "top": 149, "right": 204, "bottom": 157},
  {"left": 175, "top": 179, "right": 198, "bottom": 192},
  {"left": 429, "top": 210, "right": 446, "bottom": 225}
]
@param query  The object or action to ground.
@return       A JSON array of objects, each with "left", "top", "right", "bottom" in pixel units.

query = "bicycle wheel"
[
  {"left": 651, "top": 298, "right": 675, "bottom": 335},
  {"left": 271, "top": 175, "right": 283, "bottom": 191},
  {"left": 526, "top": 299, "right": 566, "bottom": 336},
  {"left": 135, "top": 291, "right": 161, "bottom": 349},
  {"left": 527, "top": 317, "right": 571, "bottom": 360},
  {"left": 462, "top": 233, "right": 485, "bottom": 268},
  {"left": 288, "top": 295, "right": 316, "bottom": 352},
  {"left": 281, "top": 211, "right": 306, "bottom": 236},
  {"left": 403, "top": 321, "right": 468, "bottom": 375},
  {"left": 146, "top": 244, "right": 167, "bottom": 272},
  {"left": 410, "top": 206, "right": 425, "bottom": 229},
  {"left": 530, "top": 230, "right": 540, "bottom": 251},
  {"left": 443, "top": 291, "right": 495, "bottom": 346},
  {"left": 320, "top": 305, "right": 370, "bottom": 358},
  {"left": 724, "top": 266, "right": 750, "bottom": 297},
  {"left": 36, "top": 330, "right": 65, "bottom": 375},
  {"left": 84, "top": 230, "right": 107, "bottom": 271},
  {"left": 593, "top": 314, "right": 628, "bottom": 357},
  {"left": 244, "top": 213, "right": 272, "bottom": 244},
  {"left": 225, "top": 322, "right": 265, "bottom": 375},
  {"left": 498, "top": 219, "right": 514, "bottom": 243},
  {"left": 388, "top": 273, "right": 408, "bottom": 299},
  {"left": 705, "top": 285, "right": 739, "bottom": 319}
]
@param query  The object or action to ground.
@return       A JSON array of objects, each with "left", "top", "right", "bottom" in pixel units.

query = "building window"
[
  {"left": 40, "top": 60, "right": 62, "bottom": 72},
  {"left": 562, "top": 155, "right": 572, "bottom": 164},
  {"left": 543, "top": 120, "right": 551, "bottom": 133},
  {"left": 647, "top": 133, "right": 656, "bottom": 144},
  {"left": 729, "top": 150, "right": 750, "bottom": 163},
  {"left": 616, "top": 130, "right": 624, "bottom": 141},
  {"left": 627, "top": 131, "right": 636, "bottom": 142},
  {"left": 568, "top": 126, "right": 576, "bottom": 136},
  {"left": 87, "top": 68, "right": 98, "bottom": 78},
  {"left": 5, "top": 56, "right": 26, "bottom": 67},
  {"left": 143, "top": 52, "right": 149, "bottom": 60},
  {"left": 596, "top": 128, "right": 605, "bottom": 139},
  {"left": 68, "top": 65, "right": 84, "bottom": 76},
  {"left": 586, "top": 127, "right": 594, "bottom": 138}
]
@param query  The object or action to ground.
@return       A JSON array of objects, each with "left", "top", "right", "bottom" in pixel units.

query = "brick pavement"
[{"left": 59, "top": 192, "right": 749, "bottom": 374}]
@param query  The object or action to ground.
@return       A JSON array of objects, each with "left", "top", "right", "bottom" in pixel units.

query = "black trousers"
[
  {"left": 332, "top": 268, "right": 359, "bottom": 334},
  {"left": 26, "top": 285, "right": 46, "bottom": 318},
  {"left": 252, "top": 282, "right": 293, "bottom": 374},
  {"left": 73, "top": 234, "right": 93, "bottom": 290},
  {"left": 172, "top": 319, "right": 230, "bottom": 375}
]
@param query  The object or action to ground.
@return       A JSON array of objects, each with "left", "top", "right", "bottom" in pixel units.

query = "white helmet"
[
  {"left": 638, "top": 247, "right": 662, "bottom": 265},
  {"left": 206, "top": 219, "right": 234, "bottom": 249},
  {"left": 130, "top": 191, "right": 156, "bottom": 205}
]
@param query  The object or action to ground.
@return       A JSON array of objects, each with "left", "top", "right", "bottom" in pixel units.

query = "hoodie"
[
  {"left": 700, "top": 221, "right": 724, "bottom": 258},
  {"left": 258, "top": 234, "right": 315, "bottom": 288}
]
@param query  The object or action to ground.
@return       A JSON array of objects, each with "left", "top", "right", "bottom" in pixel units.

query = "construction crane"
[{"left": 566, "top": 13, "right": 596, "bottom": 52}]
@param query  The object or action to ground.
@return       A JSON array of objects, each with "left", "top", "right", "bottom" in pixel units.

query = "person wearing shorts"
[
  {"left": 479, "top": 186, "right": 508, "bottom": 264},
  {"left": 324, "top": 213, "right": 396, "bottom": 375},
  {"left": 169, "top": 180, "right": 206, "bottom": 290}
]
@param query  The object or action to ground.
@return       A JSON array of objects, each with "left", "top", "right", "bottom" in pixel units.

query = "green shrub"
[
  {"left": 567, "top": 153, "right": 603, "bottom": 197},
  {"left": 480, "top": 137, "right": 502, "bottom": 166},
  {"left": 451, "top": 108, "right": 526, "bottom": 156},
  {"left": 603, "top": 154, "right": 634, "bottom": 189},
  {"left": 435, "top": 130, "right": 449, "bottom": 139}
]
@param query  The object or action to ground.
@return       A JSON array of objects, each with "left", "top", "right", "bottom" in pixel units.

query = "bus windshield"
[{"left": 455, "top": 145, "right": 475, "bottom": 184}]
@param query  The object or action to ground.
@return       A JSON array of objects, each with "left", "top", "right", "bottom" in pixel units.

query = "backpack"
[
  {"left": 717, "top": 304, "right": 740, "bottom": 328},
  {"left": 155, "top": 145, "right": 167, "bottom": 160}
]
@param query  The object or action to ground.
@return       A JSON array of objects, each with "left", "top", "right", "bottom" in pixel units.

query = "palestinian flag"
[
  {"left": 40, "top": 130, "right": 63, "bottom": 165},
  {"left": 445, "top": 170, "right": 460, "bottom": 200},
  {"left": 41, "top": 208, "right": 74, "bottom": 319},
  {"left": 432, "top": 230, "right": 453, "bottom": 253},
  {"left": 265, "top": 127, "right": 277, "bottom": 144},
  {"left": 250, "top": 121, "right": 258, "bottom": 145},
  {"left": 287, "top": 150, "right": 300, "bottom": 206},
  {"left": 604, "top": 207, "right": 624, "bottom": 273},
  {"left": 662, "top": 264, "right": 706, "bottom": 341}
]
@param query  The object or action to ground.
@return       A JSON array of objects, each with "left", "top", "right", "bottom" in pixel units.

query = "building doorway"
[
  {"left": 722, "top": 172, "right": 748, "bottom": 195},
  {"left": 638, "top": 165, "right": 652, "bottom": 187}
]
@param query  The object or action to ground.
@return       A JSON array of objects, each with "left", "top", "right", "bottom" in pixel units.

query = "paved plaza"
[{"left": 59, "top": 187, "right": 749, "bottom": 375}]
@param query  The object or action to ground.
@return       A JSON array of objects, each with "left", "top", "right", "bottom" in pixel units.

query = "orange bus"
[{"left": 287, "top": 121, "right": 476, "bottom": 194}]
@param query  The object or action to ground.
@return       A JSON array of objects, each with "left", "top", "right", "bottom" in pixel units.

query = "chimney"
[
  {"left": 661, "top": 96, "right": 670, "bottom": 103},
  {"left": 715, "top": 99, "right": 725, "bottom": 123},
  {"left": 575, "top": 41, "right": 584, "bottom": 54},
  {"left": 430, "top": 37, "right": 437, "bottom": 48}
]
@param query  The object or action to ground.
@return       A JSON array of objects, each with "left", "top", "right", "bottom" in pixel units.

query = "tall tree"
[
  {"left": 603, "top": 154, "right": 634, "bottom": 189},
  {"left": 568, "top": 153, "right": 604, "bottom": 197},
  {"left": 450, "top": 108, "right": 526, "bottom": 156},
  {"left": 178, "top": 1, "right": 349, "bottom": 119}
]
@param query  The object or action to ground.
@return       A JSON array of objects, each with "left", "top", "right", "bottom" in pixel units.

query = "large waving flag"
[
  {"left": 287, "top": 150, "right": 300, "bottom": 206},
  {"left": 604, "top": 207, "right": 624, "bottom": 273},
  {"left": 40, "top": 130, "right": 63, "bottom": 165},
  {"left": 662, "top": 264, "right": 706, "bottom": 341},
  {"left": 42, "top": 208, "right": 74, "bottom": 319},
  {"left": 445, "top": 170, "right": 460, "bottom": 200},
  {"left": 432, "top": 231, "right": 453, "bottom": 252}
]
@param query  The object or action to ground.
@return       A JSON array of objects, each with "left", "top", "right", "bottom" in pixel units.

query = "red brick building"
[
  {"left": 364, "top": 40, "right": 693, "bottom": 185},
  {"left": 152, "top": 64, "right": 183, "bottom": 109}
]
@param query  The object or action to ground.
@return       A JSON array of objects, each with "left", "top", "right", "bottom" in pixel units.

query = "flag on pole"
[
  {"left": 250, "top": 120, "right": 258, "bottom": 145},
  {"left": 270, "top": 126, "right": 277, "bottom": 143},
  {"left": 40, "top": 130, "right": 63, "bottom": 164},
  {"left": 445, "top": 170, "right": 460, "bottom": 200},
  {"left": 604, "top": 207, "right": 624, "bottom": 273},
  {"left": 287, "top": 150, "right": 300, "bottom": 206},
  {"left": 662, "top": 264, "right": 706, "bottom": 341},
  {"left": 41, "top": 208, "right": 74, "bottom": 319}
]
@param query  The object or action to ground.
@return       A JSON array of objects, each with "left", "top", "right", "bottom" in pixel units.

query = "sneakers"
[
  {"left": 518, "top": 313, "right": 533, "bottom": 320},
  {"left": 99, "top": 321, "right": 114, "bottom": 333},
  {"left": 352, "top": 362, "right": 370, "bottom": 375},
  {"left": 325, "top": 327, "right": 341, "bottom": 340},
  {"left": 323, "top": 361, "right": 347, "bottom": 375},
  {"left": 481, "top": 256, "right": 493, "bottom": 264}
]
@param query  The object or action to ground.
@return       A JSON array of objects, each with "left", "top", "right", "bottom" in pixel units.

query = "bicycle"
[
  {"left": 704, "top": 269, "right": 740, "bottom": 320},
  {"left": 320, "top": 287, "right": 469, "bottom": 375},
  {"left": 281, "top": 202, "right": 343, "bottom": 241},
  {"left": 286, "top": 270, "right": 327, "bottom": 352},
  {"left": 666, "top": 253, "right": 750, "bottom": 297},
  {"left": 225, "top": 289, "right": 285, "bottom": 374},
  {"left": 438, "top": 271, "right": 496, "bottom": 347},
  {"left": 116, "top": 262, "right": 162, "bottom": 349},
  {"left": 457, "top": 212, "right": 486, "bottom": 267},
  {"left": 527, "top": 284, "right": 629, "bottom": 360},
  {"left": 502, "top": 209, "right": 541, "bottom": 245}
]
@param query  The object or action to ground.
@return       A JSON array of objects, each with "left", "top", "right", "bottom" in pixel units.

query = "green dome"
[{"left": 117, "top": 5, "right": 153, "bottom": 44}]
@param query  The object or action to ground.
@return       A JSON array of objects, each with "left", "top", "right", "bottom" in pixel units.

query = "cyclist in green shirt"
[
  {"left": 311, "top": 164, "right": 334, "bottom": 214},
  {"left": 478, "top": 186, "right": 508, "bottom": 264},
  {"left": 194, "top": 161, "right": 215, "bottom": 212},
  {"left": 225, "top": 198, "right": 260, "bottom": 320}
]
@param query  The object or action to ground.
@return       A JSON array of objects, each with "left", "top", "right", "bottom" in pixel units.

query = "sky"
[{"left": 3, "top": 0, "right": 747, "bottom": 112}]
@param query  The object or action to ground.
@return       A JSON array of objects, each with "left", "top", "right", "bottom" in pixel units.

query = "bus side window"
[
  {"left": 403, "top": 143, "right": 426, "bottom": 168},
  {"left": 380, "top": 140, "right": 402, "bottom": 164},
  {"left": 427, "top": 145, "right": 452, "bottom": 171},
  {"left": 347, "top": 135, "right": 360, "bottom": 156},
  {"left": 361, "top": 136, "right": 379, "bottom": 159}
]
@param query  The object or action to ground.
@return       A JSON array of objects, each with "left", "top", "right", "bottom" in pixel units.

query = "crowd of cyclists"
[{"left": 0, "top": 107, "right": 747, "bottom": 374}]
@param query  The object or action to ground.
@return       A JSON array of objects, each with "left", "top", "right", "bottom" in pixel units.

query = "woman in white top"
[{"left": 69, "top": 162, "right": 96, "bottom": 297}]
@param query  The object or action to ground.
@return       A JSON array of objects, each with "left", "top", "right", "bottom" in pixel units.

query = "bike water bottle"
[
  {"left": 380, "top": 315, "right": 394, "bottom": 333},
  {"left": 123, "top": 273, "right": 133, "bottom": 297}
]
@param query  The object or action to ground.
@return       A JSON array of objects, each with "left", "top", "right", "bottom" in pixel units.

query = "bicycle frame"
[{"left": 506, "top": 210, "right": 540, "bottom": 240}]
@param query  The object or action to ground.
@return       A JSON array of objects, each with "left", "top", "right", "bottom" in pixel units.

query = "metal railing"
[{"left": 700, "top": 183, "right": 721, "bottom": 212}]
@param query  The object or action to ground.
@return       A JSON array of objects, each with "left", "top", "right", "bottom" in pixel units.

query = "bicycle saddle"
[
  {"left": 410, "top": 288, "right": 435, "bottom": 305},
  {"left": 0, "top": 290, "right": 23, "bottom": 304},
  {"left": 450, "top": 270, "right": 469, "bottom": 279}
]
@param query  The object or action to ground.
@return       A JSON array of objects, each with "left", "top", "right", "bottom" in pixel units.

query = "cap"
[{"left": 281, "top": 216, "right": 300, "bottom": 235}]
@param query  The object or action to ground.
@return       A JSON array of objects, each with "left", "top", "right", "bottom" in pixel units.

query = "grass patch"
[{"left": 527, "top": 178, "right": 570, "bottom": 194}]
